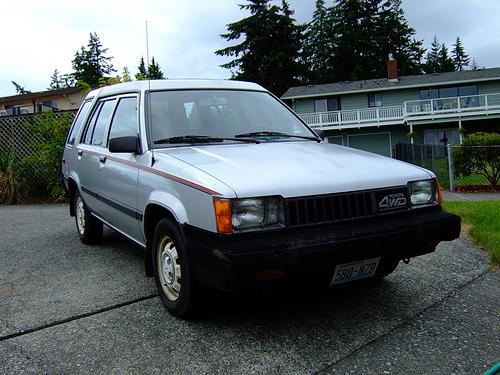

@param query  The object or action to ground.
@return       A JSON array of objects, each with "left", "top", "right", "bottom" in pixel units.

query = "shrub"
[
  {"left": 0, "top": 151, "right": 28, "bottom": 204},
  {"left": 23, "top": 112, "right": 72, "bottom": 199},
  {"left": 453, "top": 132, "right": 500, "bottom": 187}
]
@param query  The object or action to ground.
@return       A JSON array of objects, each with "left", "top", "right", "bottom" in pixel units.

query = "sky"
[{"left": 1, "top": 0, "right": 499, "bottom": 97}]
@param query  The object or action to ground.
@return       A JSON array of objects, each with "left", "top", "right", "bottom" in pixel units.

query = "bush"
[
  {"left": 453, "top": 132, "right": 500, "bottom": 187},
  {"left": 0, "top": 151, "right": 28, "bottom": 204},
  {"left": 23, "top": 112, "right": 72, "bottom": 199}
]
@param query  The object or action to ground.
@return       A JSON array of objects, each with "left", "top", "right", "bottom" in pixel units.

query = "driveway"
[{"left": 0, "top": 204, "right": 498, "bottom": 374}]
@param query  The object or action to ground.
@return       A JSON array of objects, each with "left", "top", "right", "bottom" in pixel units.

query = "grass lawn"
[{"left": 443, "top": 201, "right": 500, "bottom": 267}]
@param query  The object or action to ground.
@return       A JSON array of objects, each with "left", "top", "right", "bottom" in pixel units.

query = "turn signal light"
[
  {"left": 435, "top": 178, "right": 443, "bottom": 205},
  {"left": 213, "top": 198, "right": 232, "bottom": 234}
]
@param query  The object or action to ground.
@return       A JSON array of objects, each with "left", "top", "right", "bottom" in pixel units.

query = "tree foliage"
[
  {"left": 135, "top": 56, "right": 164, "bottom": 80},
  {"left": 215, "top": 0, "right": 305, "bottom": 96},
  {"left": 454, "top": 132, "right": 500, "bottom": 187},
  {"left": 48, "top": 69, "right": 61, "bottom": 90},
  {"left": 11, "top": 81, "right": 30, "bottom": 95},
  {"left": 452, "top": 37, "right": 470, "bottom": 71},
  {"left": 329, "top": 0, "right": 424, "bottom": 81},
  {"left": 303, "top": 0, "right": 333, "bottom": 83},
  {"left": 23, "top": 112, "right": 73, "bottom": 198},
  {"left": 122, "top": 67, "right": 132, "bottom": 82},
  {"left": 72, "top": 32, "right": 115, "bottom": 85}
]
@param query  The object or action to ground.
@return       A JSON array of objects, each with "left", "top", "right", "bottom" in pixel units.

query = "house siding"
[
  {"left": 339, "top": 94, "right": 367, "bottom": 110},
  {"left": 381, "top": 89, "right": 420, "bottom": 106}
]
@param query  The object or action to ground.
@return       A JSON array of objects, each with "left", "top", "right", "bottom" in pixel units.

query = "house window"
[
  {"left": 37, "top": 100, "right": 58, "bottom": 113},
  {"left": 314, "top": 97, "right": 340, "bottom": 112},
  {"left": 424, "top": 129, "right": 460, "bottom": 146},
  {"left": 314, "top": 99, "right": 327, "bottom": 113},
  {"left": 419, "top": 85, "right": 478, "bottom": 100},
  {"left": 368, "top": 93, "right": 382, "bottom": 107}
]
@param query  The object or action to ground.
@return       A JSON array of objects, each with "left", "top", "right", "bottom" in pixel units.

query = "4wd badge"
[{"left": 378, "top": 192, "right": 407, "bottom": 211}]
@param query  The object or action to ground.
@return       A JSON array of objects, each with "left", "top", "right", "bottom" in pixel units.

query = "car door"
[
  {"left": 95, "top": 95, "right": 142, "bottom": 243},
  {"left": 77, "top": 98, "right": 117, "bottom": 216}
]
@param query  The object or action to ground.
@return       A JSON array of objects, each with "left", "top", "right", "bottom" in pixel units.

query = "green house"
[{"left": 282, "top": 61, "right": 500, "bottom": 157}]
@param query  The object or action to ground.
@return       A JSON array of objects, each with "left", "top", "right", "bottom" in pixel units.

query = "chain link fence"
[
  {"left": 0, "top": 111, "right": 76, "bottom": 182},
  {"left": 393, "top": 143, "right": 500, "bottom": 191}
]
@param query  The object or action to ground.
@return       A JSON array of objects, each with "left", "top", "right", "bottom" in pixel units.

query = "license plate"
[{"left": 331, "top": 257, "right": 381, "bottom": 285}]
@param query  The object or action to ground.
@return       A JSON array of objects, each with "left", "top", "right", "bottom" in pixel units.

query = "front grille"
[{"left": 285, "top": 187, "right": 408, "bottom": 227}]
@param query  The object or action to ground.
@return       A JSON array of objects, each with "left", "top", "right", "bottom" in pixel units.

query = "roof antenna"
[{"left": 145, "top": 20, "right": 156, "bottom": 166}]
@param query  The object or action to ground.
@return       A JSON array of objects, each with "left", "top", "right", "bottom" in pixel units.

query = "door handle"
[
  {"left": 77, "top": 149, "right": 83, "bottom": 156},
  {"left": 99, "top": 155, "right": 107, "bottom": 163}
]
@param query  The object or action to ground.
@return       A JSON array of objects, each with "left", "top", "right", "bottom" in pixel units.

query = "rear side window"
[
  {"left": 82, "top": 99, "right": 116, "bottom": 146},
  {"left": 67, "top": 101, "right": 91, "bottom": 145},
  {"left": 108, "top": 97, "right": 138, "bottom": 142}
]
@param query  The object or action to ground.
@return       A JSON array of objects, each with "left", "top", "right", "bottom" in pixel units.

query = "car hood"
[{"left": 156, "top": 141, "right": 433, "bottom": 198}]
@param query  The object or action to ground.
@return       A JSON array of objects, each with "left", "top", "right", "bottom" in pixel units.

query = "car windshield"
[{"left": 148, "top": 89, "right": 316, "bottom": 147}]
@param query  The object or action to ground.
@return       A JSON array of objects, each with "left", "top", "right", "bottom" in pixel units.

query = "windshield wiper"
[
  {"left": 154, "top": 135, "right": 260, "bottom": 145},
  {"left": 234, "top": 131, "right": 320, "bottom": 142}
]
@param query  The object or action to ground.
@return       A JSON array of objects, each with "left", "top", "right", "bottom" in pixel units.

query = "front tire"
[
  {"left": 74, "top": 191, "right": 103, "bottom": 244},
  {"left": 152, "top": 218, "right": 199, "bottom": 319}
]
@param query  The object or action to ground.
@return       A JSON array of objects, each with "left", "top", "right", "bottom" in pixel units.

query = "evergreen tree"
[
  {"left": 374, "top": 0, "right": 424, "bottom": 76},
  {"left": 11, "top": 81, "right": 30, "bottom": 95},
  {"left": 72, "top": 32, "right": 115, "bottom": 85},
  {"left": 148, "top": 57, "right": 165, "bottom": 79},
  {"left": 303, "top": 0, "right": 334, "bottom": 83},
  {"left": 437, "top": 43, "right": 455, "bottom": 73},
  {"left": 48, "top": 69, "right": 61, "bottom": 90},
  {"left": 122, "top": 67, "right": 132, "bottom": 82},
  {"left": 328, "top": 0, "right": 423, "bottom": 82},
  {"left": 452, "top": 37, "right": 470, "bottom": 71},
  {"left": 60, "top": 74, "right": 76, "bottom": 88},
  {"left": 215, "top": 0, "right": 305, "bottom": 96},
  {"left": 135, "top": 57, "right": 149, "bottom": 80},
  {"left": 424, "top": 36, "right": 442, "bottom": 73}
]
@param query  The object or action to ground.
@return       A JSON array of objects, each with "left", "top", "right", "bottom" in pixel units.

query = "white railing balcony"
[
  {"left": 405, "top": 93, "right": 500, "bottom": 117},
  {"left": 299, "top": 105, "right": 404, "bottom": 128},
  {"left": 298, "top": 92, "right": 500, "bottom": 129}
]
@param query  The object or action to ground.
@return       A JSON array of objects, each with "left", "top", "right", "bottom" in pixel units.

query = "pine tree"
[
  {"left": 72, "top": 32, "right": 115, "bottom": 85},
  {"left": 328, "top": 0, "right": 423, "bottom": 82},
  {"left": 121, "top": 67, "right": 132, "bottom": 82},
  {"left": 148, "top": 57, "right": 164, "bottom": 79},
  {"left": 11, "top": 81, "right": 30, "bottom": 95},
  {"left": 452, "top": 37, "right": 470, "bottom": 71},
  {"left": 60, "top": 74, "right": 76, "bottom": 88},
  {"left": 374, "top": 0, "right": 424, "bottom": 76},
  {"left": 48, "top": 69, "right": 61, "bottom": 90},
  {"left": 437, "top": 44, "right": 455, "bottom": 73},
  {"left": 424, "top": 36, "right": 441, "bottom": 73},
  {"left": 303, "top": 0, "right": 334, "bottom": 83},
  {"left": 135, "top": 57, "right": 149, "bottom": 80},
  {"left": 215, "top": 0, "right": 305, "bottom": 96}
]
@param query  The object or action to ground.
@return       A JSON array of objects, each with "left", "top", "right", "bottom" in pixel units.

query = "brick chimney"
[{"left": 387, "top": 53, "right": 398, "bottom": 82}]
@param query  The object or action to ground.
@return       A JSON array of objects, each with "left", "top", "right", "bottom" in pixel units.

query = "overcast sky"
[{"left": 1, "top": 0, "right": 499, "bottom": 97}]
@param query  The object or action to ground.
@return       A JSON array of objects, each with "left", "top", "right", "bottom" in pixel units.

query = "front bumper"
[{"left": 183, "top": 206, "right": 461, "bottom": 291}]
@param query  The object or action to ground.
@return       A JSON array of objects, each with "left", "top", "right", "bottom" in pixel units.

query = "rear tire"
[
  {"left": 74, "top": 191, "right": 103, "bottom": 245},
  {"left": 152, "top": 218, "right": 200, "bottom": 319}
]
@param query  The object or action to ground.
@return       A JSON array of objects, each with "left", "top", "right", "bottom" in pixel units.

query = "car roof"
[{"left": 86, "top": 79, "right": 267, "bottom": 100}]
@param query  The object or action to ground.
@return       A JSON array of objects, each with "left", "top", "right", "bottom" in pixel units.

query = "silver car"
[{"left": 62, "top": 80, "right": 460, "bottom": 319}]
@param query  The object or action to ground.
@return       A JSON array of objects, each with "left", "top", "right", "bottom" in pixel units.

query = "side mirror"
[
  {"left": 109, "top": 136, "right": 139, "bottom": 154},
  {"left": 314, "top": 128, "right": 326, "bottom": 141}
]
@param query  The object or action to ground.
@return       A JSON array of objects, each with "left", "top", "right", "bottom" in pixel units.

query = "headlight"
[
  {"left": 232, "top": 196, "right": 282, "bottom": 231},
  {"left": 214, "top": 196, "right": 283, "bottom": 233},
  {"left": 408, "top": 179, "right": 435, "bottom": 206}
]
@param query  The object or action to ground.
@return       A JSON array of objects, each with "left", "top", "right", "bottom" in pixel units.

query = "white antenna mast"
[{"left": 145, "top": 20, "right": 155, "bottom": 166}]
